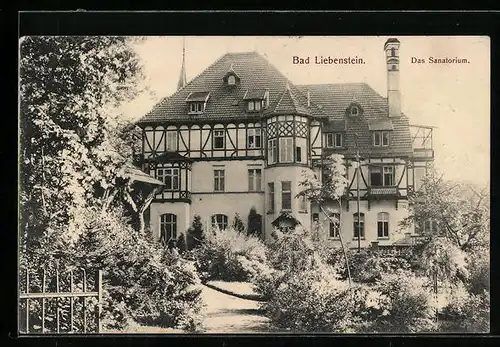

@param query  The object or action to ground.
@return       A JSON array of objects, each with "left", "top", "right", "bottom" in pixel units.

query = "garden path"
[{"left": 201, "top": 284, "right": 274, "bottom": 333}]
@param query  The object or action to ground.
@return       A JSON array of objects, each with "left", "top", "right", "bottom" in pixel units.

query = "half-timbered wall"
[
  {"left": 310, "top": 119, "right": 322, "bottom": 159},
  {"left": 148, "top": 162, "right": 191, "bottom": 202},
  {"left": 142, "top": 123, "right": 264, "bottom": 160}
]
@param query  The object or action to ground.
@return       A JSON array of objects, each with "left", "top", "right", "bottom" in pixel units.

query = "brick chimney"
[{"left": 384, "top": 38, "right": 401, "bottom": 118}]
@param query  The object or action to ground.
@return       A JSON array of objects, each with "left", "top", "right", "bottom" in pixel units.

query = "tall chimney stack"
[{"left": 384, "top": 38, "right": 401, "bottom": 118}]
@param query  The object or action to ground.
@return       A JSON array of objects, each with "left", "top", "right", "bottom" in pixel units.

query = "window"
[
  {"left": 281, "top": 181, "right": 292, "bottom": 210},
  {"left": 212, "top": 214, "right": 228, "bottom": 230},
  {"left": 268, "top": 139, "right": 277, "bottom": 164},
  {"left": 189, "top": 102, "right": 203, "bottom": 113},
  {"left": 373, "top": 131, "right": 390, "bottom": 147},
  {"left": 424, "top": 219, "right": 440, "bottom": 235},
  {"left": 329, "top": 213, "right": 340, "bottom": 238},
  {"left": 370, "top": 166, "right": 394, "bottom": 186},
  {"left": 157, "top": 168, "right": 179, "bottom": 191},
  {"left": 296, "top": 146, "right": 302, "bottom": 163},
  {"left": 214, "top": 169, "right": 225, "bottom": 191},
  {"left": 160, "top": 214, "right": 177, "bottom": 245},
  {"left": 248, "top": 169, "right": 262, "bottom": 191},
  {"left": 248, "top": 100, "right": 262, "bottom": 112},
  {"left": 298, "top": 195, "right": 307, "bottom": 212},
  {"left": 166, "top": 132, "right": 177, "bottom": 150},
  {"left": 248, "top": 128, "right": 262, "bottom": 149},
  {"left": 383, "top": 166, "right": 394, "bottom": 186},
  {"left": 351, "top": 106, "right": 359, "bottom": 116},
  {"left": 377, "top": 212, "right": 389, "bottom": 238},
  {"left": 353, "top": 213, "right": 365, "bottom": 239},
  {"left": 391, "top": 47, "right": 396, "bottom": 57},
  {"left": 213, "top": 129, "right": 225, "bottom": 149},
  {"left": 228, "top": 75, "right": 236, "bottom": 85},
  {"left": 326, "top": 133, "right": 343, "bottom": 148},
  {"left": 312, "top": 213, "right": 319, "bottom": 223},
  {"left": 279, "top": 138, "right": 294, "bottom": 163},
  {"left": 268, "top": 183, "right": 275, "bottom": 212}
]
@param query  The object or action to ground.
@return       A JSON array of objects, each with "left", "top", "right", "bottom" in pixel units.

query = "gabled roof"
[
  {"left": 138, "top": 52, "right": 324, "bottom": 124},
  {"left": 368, "top": 119, "right": 394, "bottom": 131},
  {"left": 297, "top": 83, "right": 413, "bottom": 157},
  {"left": 243, "top": 88, "right": 268, "bottom": 100},
  {"left": 185, "top": 91, "right": 210, "bottom": 102}
]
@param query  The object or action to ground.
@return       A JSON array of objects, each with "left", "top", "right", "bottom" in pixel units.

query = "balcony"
[
  {"left": 368, "top": 186, "right": 399, "bottom": 197},
  {"left": 410, "top": 125, "right": 435, "bottom": 161}
]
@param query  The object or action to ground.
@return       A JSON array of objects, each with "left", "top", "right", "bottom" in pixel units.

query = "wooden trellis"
[{"left": 19, "top": 268, "right": 103, "bottom": 334}]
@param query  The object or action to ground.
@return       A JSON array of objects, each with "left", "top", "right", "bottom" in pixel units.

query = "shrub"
[
  {"left": 353, "top": 270, "right": 436, "bottom": 333},
  {"left": 347, "top": 250, "right": 412, "bottom": 284},
  {"left": 440, "top": 289, "right": 490, "bottom": 332},
  {"left": 466, "top": 255, "right": 489, "bottom": 295},
  {"left": 70, "top": 207, "right": 204, "bottom": 331},
  {"left": 247, "top": 207, "right": 263, "bottom": 238},
  {"left": 193, "top": 227, "right": 269, "bottom": 282},
  {"left": 259, "top": 265, "right": 355, "bottom": 332},
  {"left": 232, "top": 213, "right": 245, "bottom": 233},
  {"left": 186, "top": 215, "right": 204, "bottom": 250}
]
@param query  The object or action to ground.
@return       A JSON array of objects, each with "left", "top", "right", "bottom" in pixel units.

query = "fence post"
[
  {"left": 95, "top": 270, "right": 103, "bottom": 333},
  {"left": 42, "top": 269, "right": 46, "bottom": 334},
  {"left": 70, "top": 270, "right": 74, "bottom": 333},
  {"left": 83, "top": 269, "right": 87, "bottom": 333},
  {"left": 25, "top": 269, "right": 29, "bottom": 334},
  {"left": 56, "top": 268, "right": 60, "bottom": 333}
]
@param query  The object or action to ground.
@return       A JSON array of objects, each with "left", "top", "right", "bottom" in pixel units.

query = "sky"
[{"left": 126, "top": 36, "right": 490, "bottom": 187}]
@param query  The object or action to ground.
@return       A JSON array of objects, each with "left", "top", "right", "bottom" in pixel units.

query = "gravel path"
[{"left": 201, "top": 284, "right": 274, "bottom": 333}]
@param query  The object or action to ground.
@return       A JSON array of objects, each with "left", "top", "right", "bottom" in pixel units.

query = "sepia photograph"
[{"left": 18, "top": 35, "right": 490, "bottom": 334}]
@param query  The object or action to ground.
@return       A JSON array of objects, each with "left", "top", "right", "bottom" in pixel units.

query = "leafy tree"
[
  {"left": 19, "top": 36, "right": 145, "bottom": 256},
  {"left": 247, "top": 206, "right": 263, "bottom": 238},
  {"left": 232, "top": 213, "right": 245, "bottom": 233},
  {"left": 298, "top": 154, "right": 352, "bottom": 286},
  {"left": 401, "top": 170, "right": 489, "bottom": 253},
  {"left": 187, "top": 215, "right": 204, "bottom": 250}
]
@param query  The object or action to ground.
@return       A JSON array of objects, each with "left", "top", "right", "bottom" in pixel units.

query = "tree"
[
  {"left": 247, "top": 206, "right": 263, "bottom": 238},
  {"left": 187, "top": 215, "right": 204, "bottom": 250},
  {"left": 232, "top": 213, "right": 245, "bottom": 233},
  {"left": 297, "top": 154, "right": 352, "bottom": 287},
  {"left": 19, "top": 36, "right": 145, "bottom": 257},
  {"left": 400, "top": 170, "right": 489, "bottom": 253}
]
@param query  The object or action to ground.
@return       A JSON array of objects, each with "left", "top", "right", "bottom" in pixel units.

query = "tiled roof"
[
  {"left": 243, "top": 88, "right": 267, "bottom": 100},
  {"left": 138, "top": 52, "right": 323, "bottom": 124},
  {"left": 272, "top": 86, "right": 311, "bottom": 116},
  {"left": 297, "top": 83, "right": 413, "bottom": 157},
  {"left": 185, "top": 91, "right": 210, "bottom": 102},
  {"left": 368, "top": 119, "right": 394, "bottom": 131},
  {"left": 323, "top": 120, "right": 347, "bottom": 132},
  {"left": 123, "top": 165, "right": 165, "bottom": 186}
]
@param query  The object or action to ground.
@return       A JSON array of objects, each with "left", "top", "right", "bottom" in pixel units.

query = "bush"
[
  {"left": 232, "top": 213, "right": 245, "bottom": 233},
  {"left": 347, "top": 250, "right": 412, "bottom": 284},
  {"left": 466, "top": 255, "right": 489, "bottom": 295},
  {"left": 193, "top": 227, "right": 269, "bottom": 282},
  {"left": 247, "top": 207, "right": 263, "bottom": 238},
  {"left": 353, "top": 271, "right": 436, "bottom": 333},
  {"left": 69, "top": 207, "right": 204, "bottom": 331},
  {"left": 259, "top": 265, "right": 355, "bottom": 332},
  {"left": 186, "top": 215, "right": 204, "bottom": 250},
  {"left": 440, "top": 289, "right": 490, "bottom": 332}
]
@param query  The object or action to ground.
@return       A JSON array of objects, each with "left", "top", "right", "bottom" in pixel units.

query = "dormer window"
[
  {"left": 373, "top": 131, "right": 390, "bottom": 147},
  {"left": 189, "top": 102, "right": 203, "bottom": 113},
  {"left": 228, "top": 75, "right": 236, "bottom": 85},
  {"left": 346, "top": 103, "right": 363, "bottom": 117},
  {"left": 351, "top": 106, "right": 359, "bottom": 116},
  {"left": 223, "top": 67, "right": 240, "bottom": 86},
  {"left": 186, "top": 91, "right": 210, "bottom": 114},
  {"left": 248, "top": 100, "right": 263, "bottom": 112},
  {"left": 244, "top": 89, "right": 268, "bottom": 113}
]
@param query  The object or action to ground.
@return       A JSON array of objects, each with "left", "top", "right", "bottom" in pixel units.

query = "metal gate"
[{"left": 19, "top": 268, "right": 103, "bottom": 334}]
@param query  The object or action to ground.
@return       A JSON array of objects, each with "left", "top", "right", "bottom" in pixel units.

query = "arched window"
[
  {"left": 377, "top": 212, "right": 389, "bottom": 238},
  {"left": 160, "top": 213, "right": 177, "bottom": 246},
  {"left": 353, "top": 213, "right": 365, "bottom": 239},
  {"left": 228, "top": 75, "right": 236, "bottom": 85},
  {"left": 212, "top": 214, "right": 228, "bottom": 230}
]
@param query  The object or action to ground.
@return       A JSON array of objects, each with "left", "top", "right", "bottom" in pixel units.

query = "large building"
[{"left": 136, "top": 38, "right": 434, "bottom": 249}]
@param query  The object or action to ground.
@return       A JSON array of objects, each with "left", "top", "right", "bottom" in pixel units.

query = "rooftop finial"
[{"left": 177, "top": 37, "right": 187, "bottom": 91}]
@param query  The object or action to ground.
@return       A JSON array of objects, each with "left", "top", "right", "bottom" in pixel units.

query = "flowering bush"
[
  {"left": 259, "top": 266, "right": 355, "bottom": 332},
  {"left": 353, "top": 271, "right": 436, "bottom": 333},
  {"left": 193, "top": 227, "right": 269, "bottom": 282}
]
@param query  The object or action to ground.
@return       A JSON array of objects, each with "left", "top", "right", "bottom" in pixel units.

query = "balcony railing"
[{"left": 369, "top": 186, "right": 398, "bottom": 196}]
